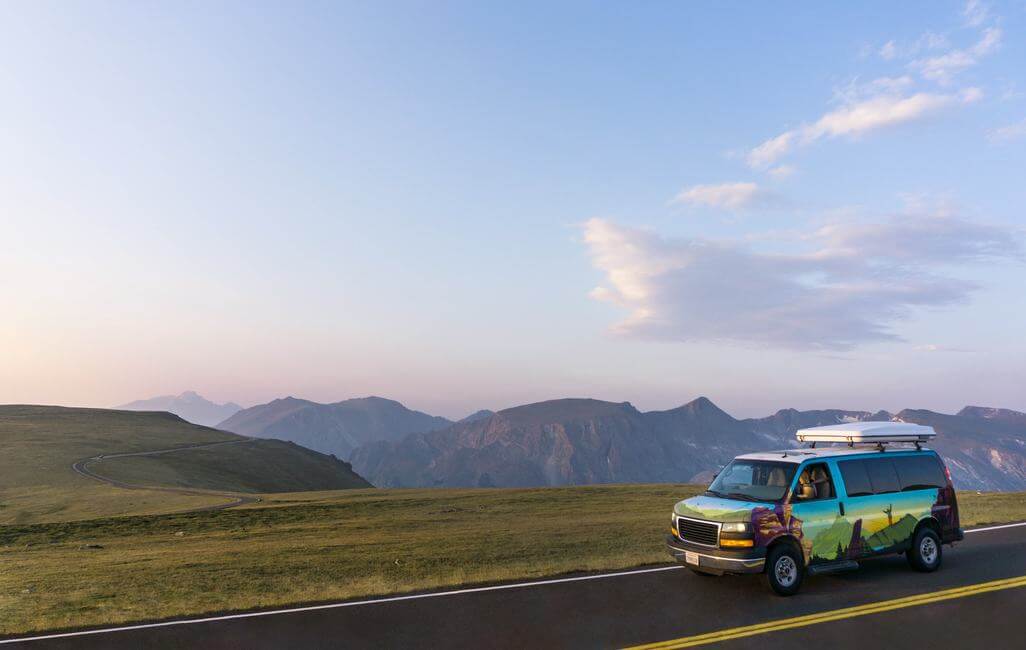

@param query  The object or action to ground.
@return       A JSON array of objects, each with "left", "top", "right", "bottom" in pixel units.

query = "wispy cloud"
[
  {"left": 878, "top": 33, "right": 948, "bottom": 61},
  {"left": 831, "top": 76, "right": 915, "bottom": 105},
  {"left": 747, "top": 88, "right": 981, "bottom": 168},
  {"left": 767, "top": 165, "right": 796, "bottom": 179},
  {"left": 749, "top": 2, "right": 1000, "bottom": 169},
  {"left": 987, "top": 117, "right": 1026, "bottom": 143},
  {"left": 963, "top": 0, "right": 990, "bottom": 27},
  {"left": 671, "top": 182, "right": 784, "bottom": 211},
  {"left": 583, "top": 210, "right": 1020, "bottom": 349},
  {"left": 879, "top": 40, "right": 899, "bottom": 60},
  {"left": 914, "top": 344, "right": 973, "bottom": 353},
  {"left": 911, "top": 27, "right": 1001, "bottom": 84}
]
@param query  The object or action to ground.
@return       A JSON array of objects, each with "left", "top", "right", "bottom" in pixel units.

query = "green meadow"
[
  {"left": 0, "top": 405, "right": 367, "bottom": 525},
  {"left": 2, "top": 484, "right": 1023, "bottom": 637}
]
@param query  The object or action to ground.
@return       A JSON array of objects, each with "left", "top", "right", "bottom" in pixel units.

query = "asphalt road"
[
  {"left": 70, "top": 439, "right": 259, "bottom": 512},
  {"left": 4, "top": 523, "right": 1025, "bottom": 649}
]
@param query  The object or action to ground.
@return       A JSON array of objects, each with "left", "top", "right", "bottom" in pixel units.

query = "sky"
[{"left": 2, "top": 1, "right": 1025, "bottom": 419}]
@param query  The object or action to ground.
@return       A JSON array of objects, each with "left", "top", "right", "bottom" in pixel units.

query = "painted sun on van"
[{"left": 666, "top": 422, "right": 963, "bottom": 595}]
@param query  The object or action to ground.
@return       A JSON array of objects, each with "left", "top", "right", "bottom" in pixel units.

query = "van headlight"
[{"left": 721, "top": 522, "right": 750, "bottom": 533}]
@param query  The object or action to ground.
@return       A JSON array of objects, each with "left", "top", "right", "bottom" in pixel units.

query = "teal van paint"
[{"left": 667, "top": 447, "right": 962, "bottom": 586}]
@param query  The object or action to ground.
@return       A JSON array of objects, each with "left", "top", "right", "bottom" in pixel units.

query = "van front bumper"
[{"left": 665, "top": 535, "right": 766, "bottom": 574}]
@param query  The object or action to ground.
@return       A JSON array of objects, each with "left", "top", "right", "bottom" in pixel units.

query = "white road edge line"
[
  {"left": 0, "top": 566, "right": 684, "bottom": 644},
  {"left": 3, "top": 521, "right": 1024, "bottom": 645},
  {"left": 964, "top": 521, "right": 1026, "bottom": 534}
]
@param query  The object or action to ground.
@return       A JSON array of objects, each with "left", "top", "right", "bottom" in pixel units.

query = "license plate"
[{"left": 685, "top": 551, "right": 699, "bottom": 565}]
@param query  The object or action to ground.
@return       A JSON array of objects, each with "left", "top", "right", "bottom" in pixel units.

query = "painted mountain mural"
[
  {"left": 866, "top": 513, "right": 919, "bottom": 550},
  {"left": 348, "top": 398, "right": 1026, "bottom": 491},
  {"left": 808, "top": 516, "right": 855, "bottom": 562}
]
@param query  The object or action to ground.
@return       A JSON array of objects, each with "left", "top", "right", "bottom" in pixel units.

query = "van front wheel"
[
  {"left": 765, "top": 545, "right": 804, "bottom": 596},
  {"left": 908, "top": 527, "right": 942, "bottom": 572}
]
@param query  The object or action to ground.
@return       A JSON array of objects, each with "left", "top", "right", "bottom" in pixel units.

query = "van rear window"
[
  {"left": 838, "top": 460, "right": 873, "bottom": 497},
  {"left": 865, "top": 458, "right": 901, "bottom": 494},
  {"left": 893, "top": 455, "right": 947, "bottom": 491},
  {"left": 840, "top": 458, "right": 905, "bottom": 495}
]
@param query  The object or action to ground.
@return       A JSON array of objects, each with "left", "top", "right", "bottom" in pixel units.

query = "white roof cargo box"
[{"left": 796, "top": 421, "right": 936, "bottom": 445}]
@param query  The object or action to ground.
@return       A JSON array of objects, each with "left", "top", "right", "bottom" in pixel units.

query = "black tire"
[
  {"left": 765, "top": 544, "right": 804, "bottom": 596},
  {"left": 907, "top": 527, "right": 943, "bottom": 572}
]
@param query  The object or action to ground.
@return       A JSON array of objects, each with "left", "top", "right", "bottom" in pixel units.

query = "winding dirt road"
[{"left": 70, "top": 439, "right": 261, "bottom": 513}]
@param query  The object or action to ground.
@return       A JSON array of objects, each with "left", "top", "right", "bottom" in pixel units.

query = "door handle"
[{"left": 839, "top": 502, "right": 845, "bottom": 516}]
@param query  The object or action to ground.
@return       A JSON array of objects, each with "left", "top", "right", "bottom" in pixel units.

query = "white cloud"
[
  {"left": 832, "top": 76, "right": 914, "bottom": 105},
  {"left": 912, "top": 27, "right": 1001, "bottom": 84},
  {"left": 583, "top": 212, "right": 1020, "bottom": 349},
  {"left": 748, "top": 132, "right": 797, "bottom": 169},
  {"left": 811, "top": 92, "right": 961, "bottom": 137},
  {"left": 963, "top": 0, "right": 990, "bottom": 27},
  {"left": 988, "top": 118, "right": 1026, "bottom": 143},
  {"left": 672, "top": 182, "right": 783, "bottom": 211},
  {"left": 767, "top": 165, "right": 796, "bottom": 179},
  {"left": 747, "top": 89, "right": 980, "bottom": 168},
  {"left": 878, "top": 33, "right": 948, "bottom": 61},
  {"left": 914, "top": 344, "right": 972, "bottom": 353},
  {"left": 749, "top": 3, "right": 1000, "bottom": 169}
]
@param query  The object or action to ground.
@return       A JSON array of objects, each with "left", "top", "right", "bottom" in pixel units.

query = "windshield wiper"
[
  {"left": 725, "top": 492, "right": 760, "bottom": 502},
  {"left": 704, "top": 489, "right": 727, "bottom": 498}
]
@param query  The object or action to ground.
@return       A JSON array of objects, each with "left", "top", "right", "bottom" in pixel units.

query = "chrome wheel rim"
[
  {"left": 921, "top": 537, "right": 938, "bottom": 565},
  {"left": 775, "top": 556, "right": 798, "bottom": 587}
]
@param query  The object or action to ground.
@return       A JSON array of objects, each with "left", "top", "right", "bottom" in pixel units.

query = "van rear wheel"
[
  {"left": 765, "top": 545, "right": 804, "bottom": 596},
  {"left": 908, "top": 527, "right": 942, "bottom": 572}
]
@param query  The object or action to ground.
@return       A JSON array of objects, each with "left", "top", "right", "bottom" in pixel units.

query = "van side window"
[
  {"left": 893, "top": 455, "right": 946, "bottom": 491},
  {"left": 838, "top": 460, "right": 873, "bottom": 497},
  {"left": 865, "top": 458, "right": 901, "bottom": 494}
]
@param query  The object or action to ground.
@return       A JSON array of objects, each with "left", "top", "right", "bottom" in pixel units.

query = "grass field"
[
  {"left": 0, "top": 405, "right": 368, "bottom": 524},
  {"left": 2, "top": 484, "right": 1024, "bottom": 636},
  {"left": 96, "top": 438, "right": 370, "bottom": 493}
]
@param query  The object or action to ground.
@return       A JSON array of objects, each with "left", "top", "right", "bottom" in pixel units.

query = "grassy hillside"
[
  {"left": 98, "top": 438, "right": 371, "bottom": 493},
  {"left": 1, "top": 484, "right": 1023, "bottom": 636},
  {"left": 0, "top": 405, "right": 368, "bottom": 524}
]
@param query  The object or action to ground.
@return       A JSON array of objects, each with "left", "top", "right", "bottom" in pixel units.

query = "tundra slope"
[{"left": 0, "top": 405, "right": 370, "bottom": 524}]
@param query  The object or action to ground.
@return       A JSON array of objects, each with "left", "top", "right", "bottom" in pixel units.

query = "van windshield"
[{"left": 707, "top": 460, "right": 797, "bottom": 503}]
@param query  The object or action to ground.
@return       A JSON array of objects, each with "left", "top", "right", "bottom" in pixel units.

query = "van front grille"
[{"left": 676, "top": 517, "right": 719, "bottom": 546}]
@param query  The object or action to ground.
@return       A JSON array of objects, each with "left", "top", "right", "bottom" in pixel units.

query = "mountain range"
[
  {"left": 217, "top": 396, "right": 453, "bottom": 459},
  {"left": 343, "top": 397, "right": 1026, "bottom": 492},
  {"left": 114, "top": 391, "right": 1025, "bottom": 492},
  {"left": 118, "top": 391, "right": 242, "bottom": 427}
]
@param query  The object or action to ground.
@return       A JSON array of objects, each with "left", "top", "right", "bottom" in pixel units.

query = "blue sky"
[{"left": 2, "top": 1, "right": 1024, "bottom": 418}]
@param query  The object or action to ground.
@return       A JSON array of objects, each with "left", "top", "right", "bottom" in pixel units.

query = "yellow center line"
[{"left": 624, "top": 574, "right": 1026, "bottom": 649}]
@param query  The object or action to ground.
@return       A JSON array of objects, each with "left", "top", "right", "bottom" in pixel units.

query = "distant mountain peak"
[
  {"left": 337, "top": 396, "right": 404, "bottom": 408},
  {"left": 672, "top": 396, "right": 733, "bottom": 421},
  {"left": 460, "top": 409, "right": 495, "bottom": 424},
  {"left": 959, "top": 405, "right": 1026, "bottom": 418},
  {"left": 217, "top": 395, "right": 453, "bottom": 460},
  {"left": 117, "top": 392, "right": 242, "bottom": 427}
]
